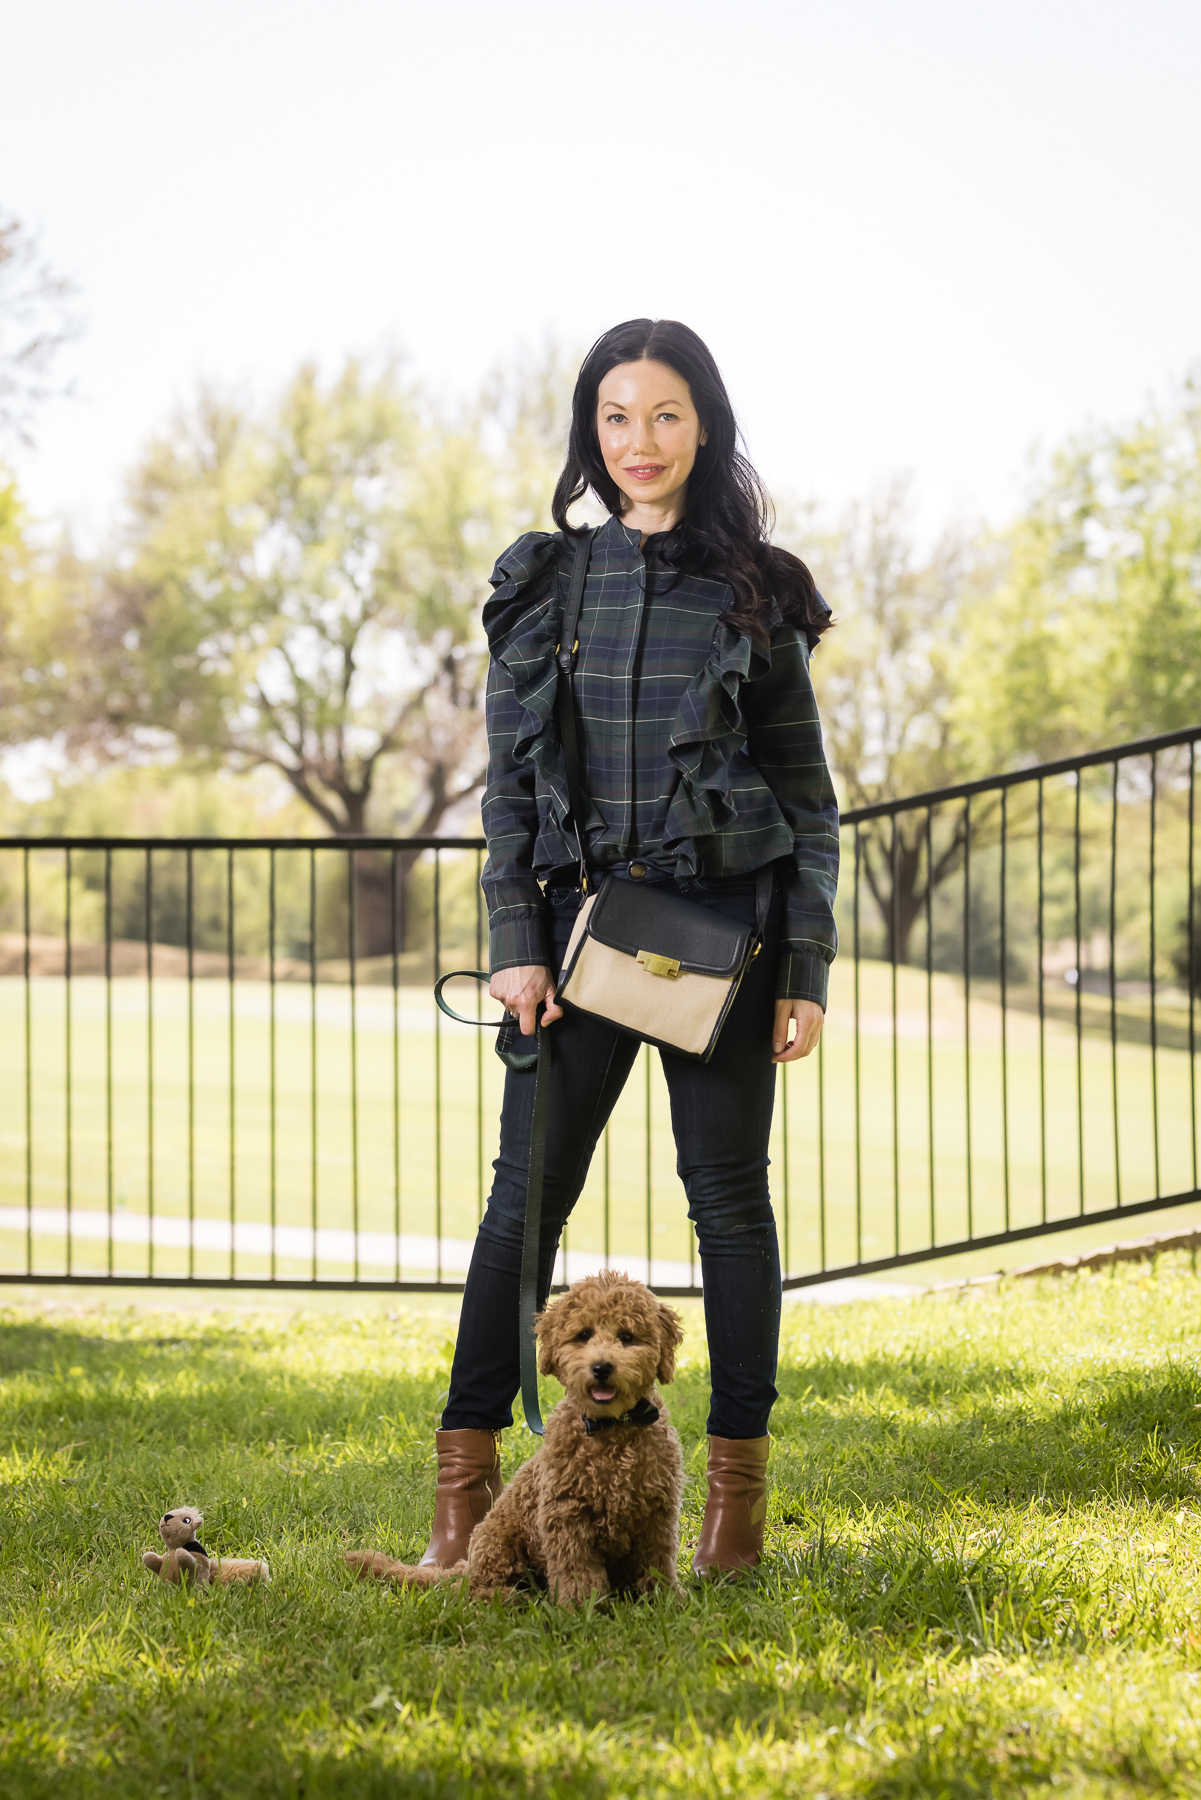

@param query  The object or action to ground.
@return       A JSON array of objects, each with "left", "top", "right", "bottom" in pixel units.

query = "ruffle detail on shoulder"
[
  {"left": 482, "top": 532, "right": 576, "bottom": 852},
  {"left": 663, "top": 619, "right": 773, "bottom": 876},
  {"left": 481, "top": 531, "right": 560, "bottom": 654}
]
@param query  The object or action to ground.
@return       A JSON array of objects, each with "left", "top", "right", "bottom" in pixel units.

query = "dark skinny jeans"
[{"left": 441, "top": 869, "right": 784, "bottom": 1441}]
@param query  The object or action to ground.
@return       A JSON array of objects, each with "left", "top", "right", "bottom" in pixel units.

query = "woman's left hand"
[{"left": 772, "top": 998, "right": 824, "bottom": 1063}]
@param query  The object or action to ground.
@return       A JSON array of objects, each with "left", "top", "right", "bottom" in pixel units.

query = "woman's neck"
[{"left": 619, "top": 492, "right": 685, "bottom": 546}]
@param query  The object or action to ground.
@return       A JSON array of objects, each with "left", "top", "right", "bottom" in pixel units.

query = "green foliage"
[
  {"left": 793, "top": 482, "right": 988, "bottom": 960},
  {"left": 3, "top": 1261, "right": 1201, "bottom": 1796},
  {"left": 87, "top": 358, "right": 499, "bottom": 837},
  {"left": 955, "top": 374, "right": 1201, "bottom": 769},
  {"left": 0, "top": 480, "right": 65, "bottom": 747}
]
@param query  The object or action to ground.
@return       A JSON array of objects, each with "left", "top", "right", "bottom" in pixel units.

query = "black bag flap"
[{"left": 586, "top": 878, "right": 753, "bottom": 978}]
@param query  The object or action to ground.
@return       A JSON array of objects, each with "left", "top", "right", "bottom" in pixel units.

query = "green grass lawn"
[{"left": 4, "top": 1260, "right": 1201, "bottom": 1797}]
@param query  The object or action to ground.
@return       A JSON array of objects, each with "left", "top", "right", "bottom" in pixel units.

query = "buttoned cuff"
[
  {"left": 488, "top": 905, "right": 549, "bottom": 974},
  {"left": 775, "top": 947, "right": 829, "bottom": 1010}
]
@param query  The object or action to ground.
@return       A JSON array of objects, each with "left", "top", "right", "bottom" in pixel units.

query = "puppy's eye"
[
  {"left": 574, "top": 1328, "right": 593, "bottom": 1343},
  {"left": 617, "top": 1331, "right": 636, "bottom": 1346}
]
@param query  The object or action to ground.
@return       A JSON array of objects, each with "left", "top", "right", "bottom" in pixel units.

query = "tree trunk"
[
  {"left": 347, "top": 847, "right": 424, "bottom": 961},
  {"left": 860, "top": 811, "right": 969, "bottom": 966}
]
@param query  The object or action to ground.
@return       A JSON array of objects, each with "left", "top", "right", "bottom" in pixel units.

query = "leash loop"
[{"left": 433, "top": 969, "right": 504, "bottom": 1026}]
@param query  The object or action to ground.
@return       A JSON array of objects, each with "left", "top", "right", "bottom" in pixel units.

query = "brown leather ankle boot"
[
  {"left": 692, "top": 1434, "right": 770, "bottom": 1575},
  {"left": 419, "top": 1429, "right": 503, "bottom": 1567}
]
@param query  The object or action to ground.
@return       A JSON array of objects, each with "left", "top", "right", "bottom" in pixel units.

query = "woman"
[{"left": 424, "top": 319, "right": 838, "bottom": 1576}]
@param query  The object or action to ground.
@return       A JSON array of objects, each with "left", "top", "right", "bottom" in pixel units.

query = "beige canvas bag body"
[{"left": 550, "top": 529, "right": 773, "bottom": 1064}]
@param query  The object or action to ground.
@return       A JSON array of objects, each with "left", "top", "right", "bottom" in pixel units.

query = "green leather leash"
[{"left": 433, "top": 972, "right": 551, "bottom": 1435}]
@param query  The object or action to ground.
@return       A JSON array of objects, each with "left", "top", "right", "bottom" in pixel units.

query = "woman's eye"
[
  {"left": 657, "top": 412, "right": 678, "bottom": 422},
  {"left": 575, "top": 1328, "right": 593, "bottom": 1343},
  {"left": 604, "top": 412, "right": 627, "bottom": 425}
]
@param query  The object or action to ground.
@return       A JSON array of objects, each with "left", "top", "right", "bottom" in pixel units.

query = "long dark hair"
[{"left": 552, "top": 318, "right": 829, "bottom": 642}]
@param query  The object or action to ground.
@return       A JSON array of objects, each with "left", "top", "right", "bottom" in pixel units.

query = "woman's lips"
[{"left": 624, "top": 465, "right": 666, "bottom": 481}]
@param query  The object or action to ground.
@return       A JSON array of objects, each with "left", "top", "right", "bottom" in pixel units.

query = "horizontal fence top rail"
[
  {"left": 1, "top": 726, "right": 1197, "bottom": 850},
  {"left": 0, "top": 835, "right": 489, "bottom": 852},
  {"left": 840, "top": 724, "right": 1201, "bottom": 824}
]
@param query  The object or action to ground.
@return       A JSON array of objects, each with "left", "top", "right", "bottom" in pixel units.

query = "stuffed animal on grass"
[{"left": 141, "top": 1507, "right": 270, "bottom": 1588}]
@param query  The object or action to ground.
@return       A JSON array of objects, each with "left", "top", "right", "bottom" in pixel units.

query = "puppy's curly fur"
[{"left": 348, "top": 1272, "right": 685, "bottom": 1605}]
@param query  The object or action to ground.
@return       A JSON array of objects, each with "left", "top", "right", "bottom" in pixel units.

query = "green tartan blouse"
[{"left": 480, "top": 515, "right": 839, "bottom": 1007}]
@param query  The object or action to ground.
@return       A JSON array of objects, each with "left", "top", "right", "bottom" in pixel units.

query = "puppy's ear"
[
  {"left": 654, "top": 1300, "right": 685, "bottom": 1384},
  {"left": 535, "top": 1300, "right": 562, "bottom": 1378}
]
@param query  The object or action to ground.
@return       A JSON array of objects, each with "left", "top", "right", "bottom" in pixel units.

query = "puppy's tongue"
[{"left": 590, "top": 1387, "right": 617, "bottom": 1404}]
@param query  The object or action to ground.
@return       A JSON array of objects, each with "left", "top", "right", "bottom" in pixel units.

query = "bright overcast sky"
[{"left": 4, "top": 0, "right": 1200, "bottom": 545}]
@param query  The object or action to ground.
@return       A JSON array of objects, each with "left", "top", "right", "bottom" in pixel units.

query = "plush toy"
[{"left": 141, "top": 1507, "right": 270, "bottom": 1588}]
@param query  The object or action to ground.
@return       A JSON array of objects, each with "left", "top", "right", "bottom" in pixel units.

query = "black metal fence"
[{"left": 1, "top": 725, "right": 1198, "bottom": 1294}]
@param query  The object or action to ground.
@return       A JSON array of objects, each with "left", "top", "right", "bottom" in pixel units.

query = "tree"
[
  {"left": 69, "top": 358, "right": 497, "bottom": 949},
  {"left": 0, "top": 211, "right": 83, "bottom": 752},
  {"left": 0, "top": 209, "right": 79, "bottom": 449},
  {"left": 791, "top": 480, "right": 985, "bottom": 963},
  {"left": 953, "top": 372, "right": 1201, "bottom": 768},
  {"left": 0, "top": 480, "right": 78, "bottom": 750}
]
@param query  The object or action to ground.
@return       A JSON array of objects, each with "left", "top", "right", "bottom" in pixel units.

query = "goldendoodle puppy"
[{"left": 347, "top": 1272, "right": 685, "bottom": 1605}]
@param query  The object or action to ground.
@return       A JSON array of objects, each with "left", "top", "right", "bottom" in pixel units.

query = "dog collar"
[{"left": 581, "top": 1397, "right": 660, "bottom": 1436}]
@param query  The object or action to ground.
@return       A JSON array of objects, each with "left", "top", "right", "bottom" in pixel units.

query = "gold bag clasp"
[{"left": 636, "top": 949, "right": 681, "bottom": 979}]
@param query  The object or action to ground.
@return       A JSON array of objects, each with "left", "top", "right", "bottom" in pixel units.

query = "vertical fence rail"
[
  {"left": 23, "top": 846, "right": 31, "bottom": 1277},
  {"left": 1150, "top": 751, "right": 1161, "bottom": 1198},
  {"left": 309, "top": 849, "right": 318, "bottom": 1284},
  {"left": 1110, "top": 763, "right": 1122, "bottom": 1208},
  {"left": 1037, "top": 779, "right": 1047, "bottom": 1224},
  {"left": 269, "top": 847, "right": 278, "bottom": 1282},
  {"left": 1191, "top": 742, "right": 1198, "bottom": 1191},
  {"left": 347, "top": 849, "right": 360, "bottom": 1284},
  {"left": 64, "top": 845, "right": 73, "bottom": 1276},
  {"left": 1, "top": 727, "right": 1199, "bottom": 1296},
  {"left": 392, "top": 848, "right": 402, "bottom": 1282},
  {"left": 999, "top": 788, "right": 1010, "bottom": 1234},
  {"left": 227, "top": 847, "right": 236, "bottom": 1281},
  {"left": 852, "top": 826, "right": 863, "bottom": 1265},
  {"left": 1073, "top": 775, "right": 1084, "bottom": 1217},
  {"left": 104, "top": 847, "right": 113, "bottom": 1278},
  {"left": 925, "top": 809, "right": 935, "bottom": 1250},
  {"left": 963, "top": 796, "right": 973, "bottom": 1241},
  {"left": 186, "top": 847, "right": 195, "bottom": 1278},
  {"left": 145, "top": 848, "right": 155, "bottom": 1277}
]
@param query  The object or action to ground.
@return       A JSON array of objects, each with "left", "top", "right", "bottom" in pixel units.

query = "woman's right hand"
[{"left": 489, "top": 965, "right": 564, "bottom": 1040}]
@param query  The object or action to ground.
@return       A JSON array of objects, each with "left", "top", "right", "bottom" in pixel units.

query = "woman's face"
[{"left": 595, "top": 359, "right": 706, "bottom": 521}]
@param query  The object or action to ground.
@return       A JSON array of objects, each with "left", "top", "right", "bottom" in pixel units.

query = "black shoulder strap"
[{"left": 554, "top": 528, "right": 596, "bottom": 891}]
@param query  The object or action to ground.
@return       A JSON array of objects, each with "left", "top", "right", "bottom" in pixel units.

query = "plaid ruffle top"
[{"left": 480, "top": 515, "right": 839, "bottom": 1007}]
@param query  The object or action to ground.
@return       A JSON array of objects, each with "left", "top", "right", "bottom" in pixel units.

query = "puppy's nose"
[{"left": 591, "top": 1360, "right": 613, "bottom": 1382}]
